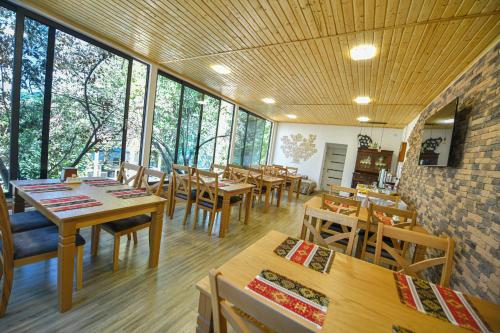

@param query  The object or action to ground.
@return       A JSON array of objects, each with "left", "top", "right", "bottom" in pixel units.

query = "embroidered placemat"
[
  {"left": 394, "top": 272, "right": 491, "bottom": 333},
  {"left": 274, "top": 237, "right": 334, "bottom": 274},
  {"left": 83, "top": 179, "right": 121, "bottom": 187},
  {"left": 246, "top": 269, "right": 329, "bottom": 329},
  {"left": 40, "top": 195, "right": 102, "bottom": 212},
  {"left": 20, "top": 183, "right": 73, "bottom": 193},
  {"left": 323, "top": 200, "right": 357, "bottom": 215},
  {"left": 106, "top": 188, "right": 152, "bottom": 199}
]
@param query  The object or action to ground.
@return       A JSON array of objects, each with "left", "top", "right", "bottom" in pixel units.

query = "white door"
[{"left": 321, "top": 144, "right": 347, "bottom": 191}]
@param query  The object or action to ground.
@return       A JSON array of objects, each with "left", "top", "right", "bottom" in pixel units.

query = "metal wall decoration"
[
  {"left": 280, "top": 133, "right": 318, "bottom": 163},
  {"left": 421, "top": 137, "right": 443, "bottom": 152},
  {"left": 357, "top": 134, "right": 373, "bottom": 148}
]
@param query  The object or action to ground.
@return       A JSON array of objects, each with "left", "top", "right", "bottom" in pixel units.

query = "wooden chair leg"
[
  {"left": 208, "top": 210, "right": 216, "bottom": 236},
  {"left": 127, "top": 234, "right": 132, "bottom": 241},
  {"left": 133, "top": 231, "right": 138, "bottom": 244},
  {"left": 0, "top": 262, "right": 13, "bottom": 317},
  {"left": 183, "top": 200, "right": 191, "bottom": 225},
  {"left": 202, "top": 210, "right": 207, "bottom": 224},
  {"left": 113, "top": 235, "right": 121, "bottom": 272},
  {"left": 193, "top": 206, "right": 199, "bottom": 230},
  {"left": 169, "top": 200, "right": 176, "bottom": 219},
  {"left": 238, "top": 202, "right": 242, "bottom": 221},
  {"left": 76, "top": 245, "right": 84, "bottom": 290},
  {"left": 91, "top": 225, "right": 100, "bottom": 256}
]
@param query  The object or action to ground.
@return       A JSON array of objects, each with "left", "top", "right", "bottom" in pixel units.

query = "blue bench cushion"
[
  {"left": 1, "top": 226, "right": 85, "bottom": 260},
  {"left": 103, "top": 214, "right": 152, "bottom": 233},
  {"left": 10, "top": 210, "right": 54, "bottom": 233},
  {"left": 198, "top": 195, "right": 242, "bottom": 209},
  {"left": 175, "top": 189, "right": 197, "bottom": 201}
]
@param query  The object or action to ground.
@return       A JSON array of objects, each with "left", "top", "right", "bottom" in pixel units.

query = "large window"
[
  {"left": 149, "top": 72, "right": 235, "bottom": 172},
  {"left": 232, "top": 109, "right": 272, "bottom": 167},
  {"left": 0, "top": 2, "right": 149, "bottom": 191}
]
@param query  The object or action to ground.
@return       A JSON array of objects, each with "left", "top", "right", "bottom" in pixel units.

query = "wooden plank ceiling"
[{"left": 20, "top": 0, "right": 500, "bottom": 128}]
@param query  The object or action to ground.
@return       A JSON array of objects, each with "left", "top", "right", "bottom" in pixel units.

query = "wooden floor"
[{"left": 0, "top": 194, "right": 309, "bottom": 332}]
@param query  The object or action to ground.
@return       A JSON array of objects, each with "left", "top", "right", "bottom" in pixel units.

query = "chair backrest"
[
  {"left": 209, "top": 269, "right": 315, "bottom": 333},
  {"left": 368, "top": 204, "right": 417, "bottom": 230},
  {"left": 210, "top": 163, "right": 228, "bottom": 177},
  {"left": 329, "top": 184, "right": 357, "bottom": 198},
  {"left": 195, "top": 169, "right": 219, "bottom": 210},
  {"left": 139, "top": 168, "right": 167, "bottom": 195},
  {"left": 321, "top": 193, "right": 361, "bottom": 217},
  {"left": 262, "top": 165, "right": 280, "bottom": 177},
  {"left": 0, "top": 191, "right": 13, "bottom": 267},
  {"left": 286, "top": 166, "right": 298, "bottom": 175},
  {"left": 374, "top": 224, "right": 454, "bottom": 286},
  {"left": 302, "top": 206, "right": 359, "bottom": 256},
  {"left": 367, "top": 191, "right": 400, "bottom": 207},
  {"left": 117, "top": 162, "right": 143, "bottom": 187},
  {"left": 247, "top": 169, "right": 263, "bottom": 192},
  {"left": 172, "top": 164, "right": 192, "bottom": 198},
  {"left": 227, "top": 167, "right": 249, "bottom": 184}
]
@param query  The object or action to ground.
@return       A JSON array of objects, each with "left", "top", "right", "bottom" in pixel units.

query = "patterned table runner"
[
  {"left": 374, "top": 211, "right": 401, "bottom": 225},
  {"left": 19, "top": 183, "right": 73, "bottom": 193},
  {"left": 40, "top": 195, "right": 102, "bottom": 212},
  {"left": 246, "top": 269, "right": 329, "bottom": 329},
  {"left": 323, "top": 200, "right": 357, "bottom": 215},
  {"left": 107, "top": 188, "right": 152, "bottom": 199},
  {"left": 274, "top": 237, "right": 334, "bottom": 274},
  {"left": 83, "top": 179, "right": 121, "bottom": 187},
  {"left": 394, "top": 273, "right": 491, "bottom": 333}
]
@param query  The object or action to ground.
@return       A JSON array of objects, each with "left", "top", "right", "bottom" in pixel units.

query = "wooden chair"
[
  {"left": 360, "top": 204, "right": 417, "bottom": 264},
  {"left": 193, "top": 170, "right": 221, "bottom": 235},
  {"left": 0, "top": 191, "right": 85, "bottom": 316},
  {"left": 91, "top": 168, "right": 166, "bottom": 272},
  {"left": 170, "top": 164, "right": 196, "bottom": 225},
  {"left": 374, "top": 223, "right": 454, "bottom": 286},
  {"left": 210, "top": 163, "right": 228, "bottom": 178},
  {"left": 329, "top": 184, "right": 358, "bottom": 198},
  {"left": 226, "top": 167, "right": 249, "bottom": 221},
  {"left": 321, "top": 193, "right": 361, "bottom": 216},
  {"left": 366, "top": 191, "right": 400, "bottom": 207},
  {"left": 301, "top": 206, "right": 359, "bottom": 256},
  {"left": 116, "top": 161, "right": 143, "bottom": 187},
  {"left": 286, "top": 166, "right": 298, "bottom": 175},
  {"left": 209, "top": 269, "right": 315, "bottom": 333},
  {"left": 247, "top": 168, "right": 265, "bottom": 205}
]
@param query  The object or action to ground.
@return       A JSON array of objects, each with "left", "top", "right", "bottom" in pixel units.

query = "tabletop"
[
  {"left": 11, "top": 178, "right": 167, "bottom": 223},
  {"left": 197, "top": 230, "right": 500, "bottom": 333}
]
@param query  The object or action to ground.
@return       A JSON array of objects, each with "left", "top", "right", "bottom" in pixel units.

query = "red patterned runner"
[
  {"left": 40, "top": 195, "right": 103, "bottom": 212},
  {"left": 274, "top": 237, "right": 334, "bottom": 274},
  {"left": 394, "top": 273, "right": 491, "bottom": 333},
  {"left": 323, "top": 200, "right": 357, "bottom": 215},
  {"left": 83, "top": 179, "right": 121, "bottom": 187},
  {"left": 20, "top": 183, "right": 73, "bottom": 193},
  {"left": 106, "top": 188, "right": 152, "bottom": 199},
  {"left": 246, "top": 270, "right": 329, "bottom": 329}
]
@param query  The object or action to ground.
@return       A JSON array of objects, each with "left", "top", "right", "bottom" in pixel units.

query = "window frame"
[{"left": 234, "top": 108, "right": 273, "bottom": 166}]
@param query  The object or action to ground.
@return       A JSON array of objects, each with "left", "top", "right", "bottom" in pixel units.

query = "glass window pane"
[
  {"left": 214, "top": 100, "right": 234, "bottom": 165},
  {"left": 251, "top": 118, "right": 265, "bottom": 166},
  {"left": 149, "top": 74, "right": 181, "bottom": 173},
  {"left": 177, "top": 86, "right": 202, "bottom": 166},
  {"left": 49, "top": 31, "right": 128, "bottom": 178},
  {"left": 197, "top": 95, "right": 219, "bottom": 169},
  {"left": 126, "top": 60, "right": 147, "bottom": 165},
  {"left": 232, "top": 110, "right": 247, "bottom": 165},
  {"left": 243, "top": 115, "right": 257, "bottom": 167},
  {"left": 19, "top": 18, "right": 48, "bottom": 180},
  {"left": 0, "top": 6, "right": 15, "bottom": 190},
  {"left": 260, "top": 121, "right": 272, "bottom": 164}
]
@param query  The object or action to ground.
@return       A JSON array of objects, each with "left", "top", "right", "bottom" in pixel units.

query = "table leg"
[
  {"left": 244, "top": 190, "right": 252, "bottom": 225},
  {"left": 264, "top": 183, "right": 271, "bottom": 213},
  {"left": 288, "top": 179, "right": 294, "bottom": 202},
  {"left": 149, "top": 202, "right": 165, "bottom": 268},
  {"left": 196, "top": 292, "right": 213, "bottom": 333},
  {"left": 219, "top": 194, "right": 231, "bottom": 238},
  {"left": 296, "top": 178, "right": 302, "bottom": 199},
  {"left": 276, "top": 182, "right": 283, "bottom": 207},
  {"left": 12, "top": 187, "right": 25, "bottom": 213},
  {"left": 58, "top": 222, "right": 76, "bottom": 312}
]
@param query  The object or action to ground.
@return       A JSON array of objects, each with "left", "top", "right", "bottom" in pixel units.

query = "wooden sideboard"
[{"left": 352, "top": 148, "right": 393, "bottom": 188}]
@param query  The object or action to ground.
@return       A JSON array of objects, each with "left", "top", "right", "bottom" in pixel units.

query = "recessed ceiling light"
[
  {"left": 262, "top": 98, "right": 275, "bottom": 104},
  {"left": 211, "top": 64, "right": 231, "bottom": 74},
  {"left": 350, "top": 44, "right": 377, "bottom": 61},
  {"left": 357, "top": 116, "right": 370, "bottom": 122},
  {"left": 286, "top": 114, "right": 297, "bottom": 119},
  {"left": 354, "top": 96, "right": 371, "bottom": 104},
  {"left": 439, "top": 118, "right": 455, "bottom": 124},
  {"left": 197, "top": 100, "right": 207, "bottom": 105}
]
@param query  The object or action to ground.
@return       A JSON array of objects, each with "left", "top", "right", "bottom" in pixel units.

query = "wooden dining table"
[
  {"left": 250, "top": 173, "right": 285, "bottom": 213},
  {"left": 215, "top": 181, "right": 254, "bottom": 238},
  {"left": 10, "top": 178, "right": 167, "bottom": 313},
  {"left": 285, "top": 173, "right": 302, "bottom": 201},
  {"left": 195, "top": 230, "right": 500, "bottom": 333}
]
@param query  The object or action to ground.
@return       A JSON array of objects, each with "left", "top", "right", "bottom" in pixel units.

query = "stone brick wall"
[{"left": 399, "top": 42, "right": 499, "bottom": 302}]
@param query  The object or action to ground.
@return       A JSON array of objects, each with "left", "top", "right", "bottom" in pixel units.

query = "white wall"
[{"left": 272, "top": 123, "right": 403, "bottom": 186}]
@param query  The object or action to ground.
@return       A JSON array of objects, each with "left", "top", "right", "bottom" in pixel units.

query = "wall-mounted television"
[{"left": 418, "top": 98, "right": 459, "bottom": 166}]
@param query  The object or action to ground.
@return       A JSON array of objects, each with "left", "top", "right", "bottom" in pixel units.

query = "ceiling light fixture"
[
  {"left": 286, "top": 114, "right": 297, "bottom": 119},
  {"left": 440, "top": 118, "right": 455, "bottom": 124},
  {"left": 357, "top": 116, "right": 370, "bottom": 122},
  {"left": 211, "top": 64, "right": 231, "bottom": 74},
  {"left": 354, "top": 96, "right": 371, "bottom": 104},
  {"left": 262, "top": 98, "right": 275, "bottom": 104},
  {"left": 350, "top": 44, "right": 377, "bottom": 60}
]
